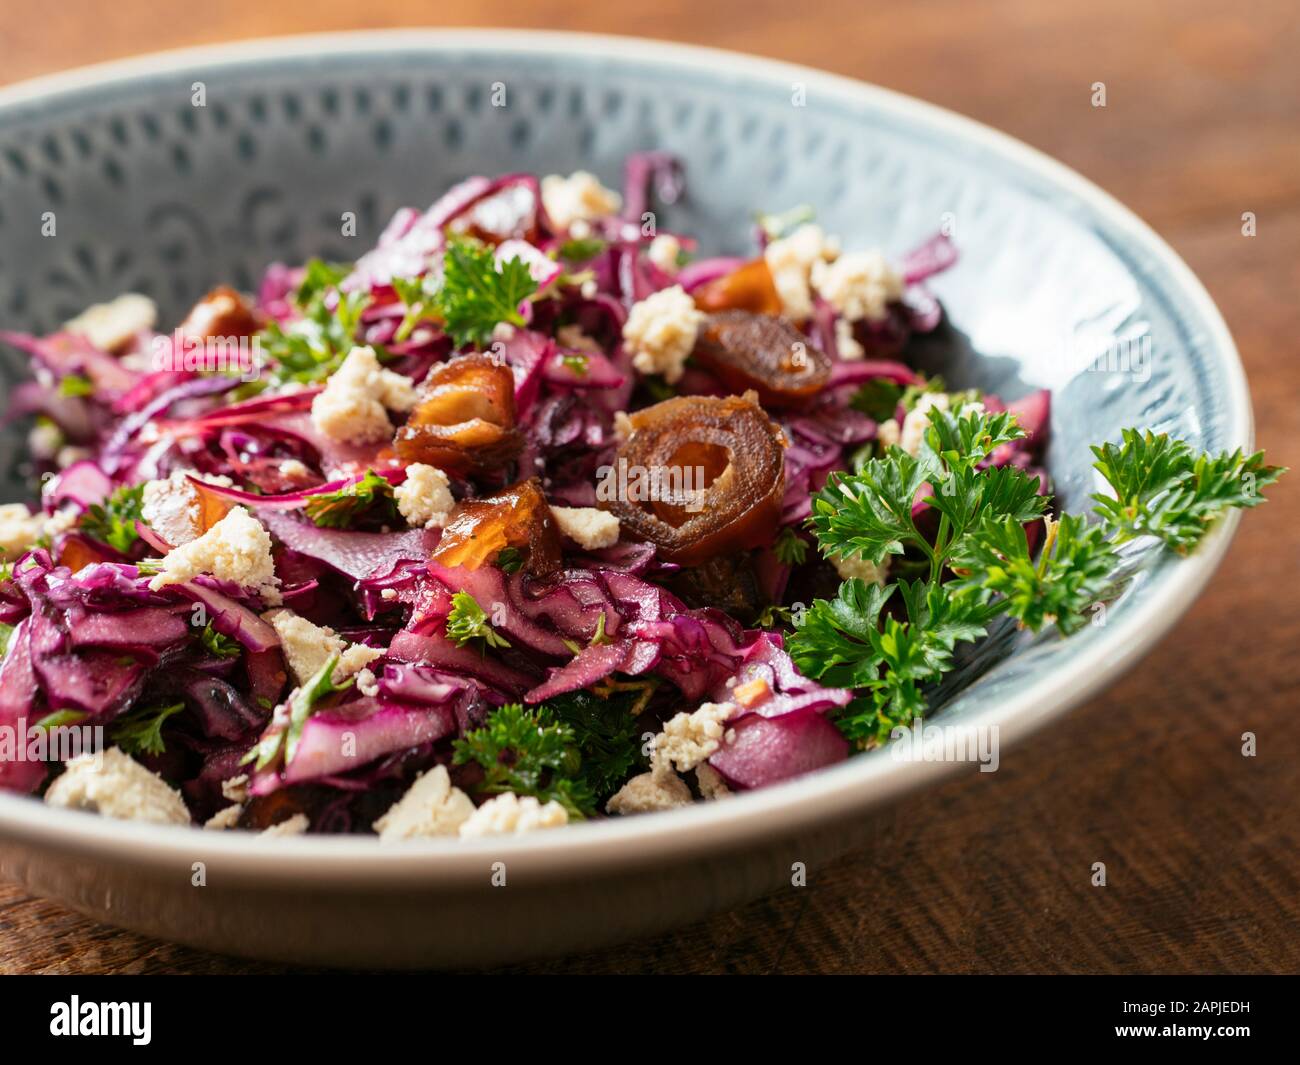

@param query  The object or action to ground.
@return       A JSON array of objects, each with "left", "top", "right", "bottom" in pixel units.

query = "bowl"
[{"left": 0, "top": 30, "right": 1252, "bottom": 968}]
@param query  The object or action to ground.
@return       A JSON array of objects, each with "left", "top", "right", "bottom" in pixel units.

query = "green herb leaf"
[
  {"left": 954, "top": 513, "right": 1116, "bottom": 636},
  {"left": 452, "top": 703, "right": 594, "bottom": 818},
  {"left": 199, "top": 622, "right": 242, "bottom": 659},
  {"left": 258, "top": 258, "right": 372, "bottom": 386},
  {"left": 79, "top": 484, "right": 145, "bottom": 554},
  {"left": 302, "top": 469, "right": 397, "bottom": 529},
  {"left": 33, "top": 709, "right": 89, "bottom": 730},
  {"left": 546, "top": 689, "right": 646, "bottom": 801},
  {"left": 444, "top": 590, "right": 511, "bottom": 650},
  {"left": 433, "top": 237, "right": 539, "bottom": 348},
  {"left": 58, "top": 373, "right": 94, "bottom": 397},
  {"left": 111, "top": 701, "right": 185, "bottom": 756},
  {"left": 773, "top": 527, "right": 809, "bottom": 566},
  {"left": 557, "top": 237, "right": 607, "bottom": 262},
  {"left": 1091, "top": 430, "right": 1286, "bottom": 552},
  {"left": 392, "top": 272, "right": 443, "bottom": 342},
  {"left": 808, "top": 453, "right": 938, "bottom": 566}
]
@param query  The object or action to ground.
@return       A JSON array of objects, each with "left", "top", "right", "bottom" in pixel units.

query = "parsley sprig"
[
  {"left": 452, "top": 703, "right": 594, "bottom": 818},
  {"left": 259, "top": 259, "right": 372, "bottom": 386},
  {"left": 789, "top": 403, "right": 1285, "bottom": 747},
  {"left": 80, "top": 483, "right": 145, "bottom": 554},
  {"left": 432, "top": 237, "right": 539, "bottom": 349},
  {"left": 303, "top": 469, "right": 398, "bottom": 529},
  {"left": 444, "top": 591, "right": 511, "bottom": 650},
  {"left": 111, "top": 701, "right": 185, "bottom": 756}
]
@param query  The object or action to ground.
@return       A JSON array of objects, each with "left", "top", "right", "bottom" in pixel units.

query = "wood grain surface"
[{"left": 1, "top": 0, "right": 1297, "bottom": 975}]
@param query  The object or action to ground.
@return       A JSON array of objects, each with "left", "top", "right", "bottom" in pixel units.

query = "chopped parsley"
[
  {"left": 444, "top": 591, "right": 511, "bottom": 650},
  {"left": 259, "top": 257, "right": 373, "bottom": 386},
  {"left": 111, "top": 701, "right": 185, "bottom": 756},
  {"left": 433, "top": 236, "right": 539, "bottom": 348},
  {"left": 773, "top": 527, "right": 809, "bottom": 566},
  {"left": 557, "top": 236, "right": 607, "bottom": 262},
  {"left": 303, "top": 469, "right": 398, "bottom": 529},
  {"left": 79, "top": 483, "right": 145, "bottom": 554},
  {"left": 58, "top": 373, "right": 94, "bottom": 398},
  {"left": 199, "top": 622, "right": 242, "bottom": 659}
]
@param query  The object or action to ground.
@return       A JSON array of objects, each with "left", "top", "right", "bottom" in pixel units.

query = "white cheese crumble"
[
  {"left": 763, "top": 223, "right": 840, "bottom": 321},
  {"left": 64, "top": 293, "right": 157, "bottom": 352},
  {"left": 374, "top": 765, "right": 476, "bottom": 841},
  {"left": 310, "top": 346, "right": 418, "bottom": 445},
  {"left": 141, "top": 469, "right": 234, "bottom": 547},
  {"left": 394, "top": 463, "right": 455, "bottom": 529},
  {"left": 549, "top": 505, "right": 620, "bottom": 550},
  {"left": 28, "top": 421, "right": 62, "bottom": 461},
  {"left": 221, "top": 773, "right": 249, "bottom": 803},
  {"left": 355, "top": 667, "right": 380, "bottom": 697},
  {"left": 0, "top": 503, "right": 51, "bottom": 561},
  {"left": 831, "top": 554, "right": 890, "bottom": 586},
  {"left": 262, "top": 608, "right": 383, "bottom": 686},
  {"left": 605, "top": 770, "right": 693, "bottom": 815},
  {"left": 648, "top": 234, "right": 682, "bottom": 275},
  {"left": 555, "top": 323, "right": 603, "bottom": 354},
  {"left": 622, "top": 285, "right": 705, "bottom": 384},
  {"left": 45, "top": 747, "right": 191, "bottom": 826},
  {"left": 279, "top": 458, "right": 310, "bottom": 479},
  {"left": 654, "top": 701, "right": 739, "bottom": 774},
  {"left": 540, "top": 171, "right": 622, "bottom": 231},
  {"left": 148, "top": 505, "right": 280, "bottom": 601},
  {"left": 204, "top": 805, "right": 243, "bottom": 830},
  {"left": 835, "top": 317, "right": 865, "bottom": 360},
  {"left": 811, "top": 249, "right": 903, "bottom": 323},
  {"left": 260, "top": 814, "right": 310, "bottom": 837},
  {"left": 695, "top": 763, "right": 732, "bottom": 801},
  {"left": 457, "top": 792, "right": 570, "bottom": 837}
]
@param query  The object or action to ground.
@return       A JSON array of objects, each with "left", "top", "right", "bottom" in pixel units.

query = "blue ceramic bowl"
[{"left": 0, "top": 31, "right": 1252, "bottom": 967}]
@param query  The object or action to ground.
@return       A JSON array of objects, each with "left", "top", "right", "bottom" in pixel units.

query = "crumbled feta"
[
  {"left": 141, "top": 468, "right": 233, "bottom": 547},
  {"left": 897, "top": 392, "right": 980, "bottom": 458},
  {"left": 549, "top": 505, "right": 620, "bottom": 550},
  {"left": 458, "top": 792, "right": 570, "bottom": 837},
  {"left": 310, "top": 346, "right": 418, "bottom": 445},
  {"left": 612, "top": 411, "right": 635, "bottom": 441},
  {"left": 204, "top": 805, "right": 243, "bottom": 830},
  {"left": 221, "top": 773, "right": 249, "bottom": 803},
  {"left": 831, "top": 554, "right": 889, "bottom": 586},
  {"left": 695, "top": 763, "right": 732, "bottom": 801},
  {"left": 44, "top": 509, "right": 77, "bottom": 538},
  {"left": 541, "top": 171, "right": 622, "bottom": 231},
  {"left": 763, "top": 223, "right": 840, "bottom": 320},
  {"left": 622, "top": 285, "right": 704, "bottom": 384},
  {"left": 263, "top": 608, "right": 382, "bottom": 686},
  {"left": 260, "top": 813, "right": 310, "bottom": 837},
  {"left": 64, "top": 293, "right": 157, "bottom": 352},
  {"left": 28, "top": 421, "right": 63, "bottom": 461},
  {"left": 56, "top": 445, "right": 91, "bottom": 469},
  {"left": 380, "top": 588, "right": 398, "bottom": 601},
  {"left": 606, "top": 770, "right": 692, "bottom": 815},
  {"left": 648, "top": 234, "right": 682, "bottom": 274},
  {"left": 374, "top": 766, "right": 476, "bottom": 841},
  {"left": 279, "top": 458, "right": 310, "bottom": 479},
  {"left": 654, "top": 701, "right": 739, "bottom": 774},
  {"left": 355, "top": 667, "right": 380, "bottom": 697},
  {"left": 149, "top": 505, "right": 280, "bottom": 601},
  {"left": 811, "top": 250, "right": 903, "bottom": 323},
  {"left": 835, "top": 317, "right": 865, "bottom": 360},
  {"left": 394, "top": 463, "right": 455, "bottom": 529},
  {"left": 0, "top": 503, "right": 50, "bottom": 562},
  {"left": 556, "top": 324, "right": 603, "bottom": 354},
  {"left": 45, "top": 747, "right": 191, "bottom": 826},
  {"left": 877, "top": 418, "right": 902, "bottom": 450}
]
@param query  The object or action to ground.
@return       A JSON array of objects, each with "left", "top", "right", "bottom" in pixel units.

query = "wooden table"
[{"left": 2, "top": 0, "right": 1297, "bottom": 974}]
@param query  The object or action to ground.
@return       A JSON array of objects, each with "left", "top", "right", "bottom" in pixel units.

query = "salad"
[{"left": 0, "top": 155, "right": 1282, "bottom": 839}]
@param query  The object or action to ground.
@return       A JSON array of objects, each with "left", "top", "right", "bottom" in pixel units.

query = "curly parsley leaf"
[
  {"left": 809, "top": 453, "right": 938, "bottom": 566},
  {"left": 452, "top": 702, "right": 594, "bottom": 818},
  {"left": 954, "top": 513, "right": 1116, "bottom": 636},
  {"left": 444, "top": 590, "right": 511, "bottom": 650},
  {"left": 80, "top": 483, "right": 145, "bottom": 554},
  {"left": 303, "top": 469, "right": 397, "bottom": 529},
  {"left": 433, "top": 237, "right": 539, "bottom": 349},
  {"left": 546, "top": 689, "right": 646, "bottom": 801},
  {"left": 1091, "top": 430, "right": 1285, "bottom": 552},
  {"left": 111, "top": 701, "right": 185, "bottom": 757},
  {"left": 259, "top": 258, "right": 371, "bottom": 386},
  {"left": 392, "top": 272, "right": 443, "bottom": 343},
  {"left": 788, "top": 578, "right": 895, "bottom": 689},
  {"left": 557, "top": 236, "right": 607, "bottom": 262},
  {"left": 199, "top": 622, "right": 242, "bottom": 659},
  {"left": 773, "top": 527, "right": 809, "bottom": 566}
]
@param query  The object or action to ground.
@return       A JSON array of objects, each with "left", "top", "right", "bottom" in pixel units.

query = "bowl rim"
[{"left": 0, "top": 28, "right": 1253, "bottom": 888}]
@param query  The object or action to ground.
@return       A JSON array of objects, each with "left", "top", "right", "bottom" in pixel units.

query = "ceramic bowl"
[{"left": 0, "top": 30, "right": 1252, "bottom": 967}]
